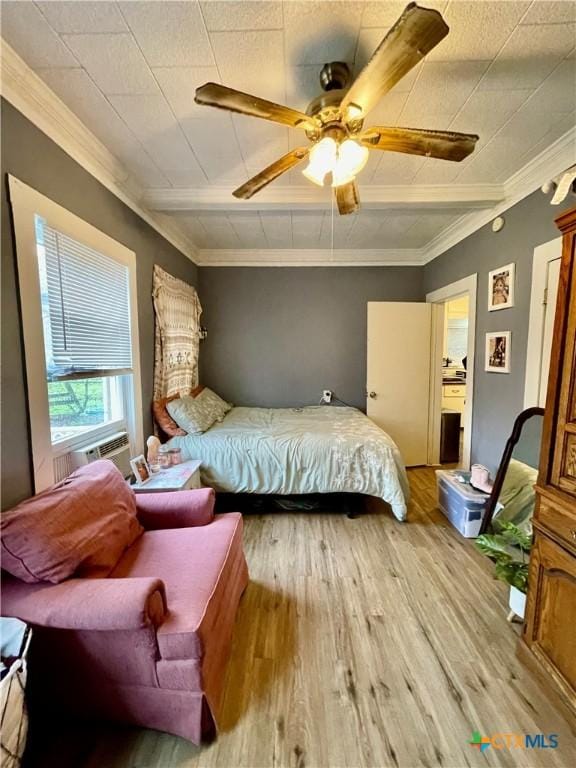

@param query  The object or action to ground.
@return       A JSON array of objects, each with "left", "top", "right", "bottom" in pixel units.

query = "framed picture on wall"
[
  {"left": 488, "top": 262, "right": 515, "bottom": 311},
  {"left": 485, "top": 331, "right": 511, "bottom": 373}
]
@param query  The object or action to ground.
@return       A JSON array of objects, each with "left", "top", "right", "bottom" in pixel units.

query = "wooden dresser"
[{"left": 522, "top": 206, "right": 576, "bottom": 713}]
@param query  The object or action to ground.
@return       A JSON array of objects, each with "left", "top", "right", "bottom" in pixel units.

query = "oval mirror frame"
[{"left": 478, "top": 406, "right": 545, "bottom": 535}]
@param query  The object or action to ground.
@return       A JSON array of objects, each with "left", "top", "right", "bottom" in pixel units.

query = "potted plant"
[{"left": 475, "top": 522, "right": 532, "bottom": 620}]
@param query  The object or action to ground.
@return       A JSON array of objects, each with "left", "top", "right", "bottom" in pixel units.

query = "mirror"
[{"left": 479, "top": 407, "right": 545, "bottom": 535}]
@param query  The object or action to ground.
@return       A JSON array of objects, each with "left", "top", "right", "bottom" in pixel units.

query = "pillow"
[
  {"left": 152, "top": 393, "right": 187, "bottom": 437},
  {"left": 167, "top": 387, "right": 231, "bottom": 434},
  {"left": 0, "top": 460, "right": 143, "bottom": 584},
  {"left": 152, "top": 386, "right": 206, "bottom": 437},
  {"left": 199, "top": 387, "right": 232, "bottom": 421}
]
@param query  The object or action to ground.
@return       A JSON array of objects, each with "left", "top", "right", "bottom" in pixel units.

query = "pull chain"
[{"left": 331, "top": 190, "right": 334, "bottom": 258}]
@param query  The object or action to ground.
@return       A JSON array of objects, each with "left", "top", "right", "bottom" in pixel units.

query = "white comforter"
[{"left": 168, "top": 406, "right": 409, "bottom": 520}]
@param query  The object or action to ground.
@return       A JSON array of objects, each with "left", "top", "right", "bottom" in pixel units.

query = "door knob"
[{"left": 368, "top": 391, "right": 377, "bottom": 399}]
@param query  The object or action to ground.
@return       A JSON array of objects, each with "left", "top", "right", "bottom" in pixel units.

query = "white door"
[
  {"left": 367, "top": 302, "right": 432, "bottom": 466},
  {"left": 538, "top": 257, "right": 561, "bottom": 406}
]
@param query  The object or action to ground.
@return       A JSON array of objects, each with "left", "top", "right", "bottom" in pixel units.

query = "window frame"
[{"left": 9, "top": 175, "right": 143, "bottom": 492}]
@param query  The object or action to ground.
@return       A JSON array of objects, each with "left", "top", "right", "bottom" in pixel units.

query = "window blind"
[{"left": 40, "top": 223, "right": 133, "bottom": 381}]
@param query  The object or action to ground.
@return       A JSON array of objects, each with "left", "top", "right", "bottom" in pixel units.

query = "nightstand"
[{"left": 131, "top": 459, "right": 202, "bottom": 493}]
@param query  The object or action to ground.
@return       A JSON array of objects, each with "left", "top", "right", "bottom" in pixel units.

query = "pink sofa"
[{"left": 1, "top": 486, "right": 249, "bottom": 744}]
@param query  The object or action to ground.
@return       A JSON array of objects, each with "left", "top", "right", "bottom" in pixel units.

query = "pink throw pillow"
[{"left": 1, "top": 460, "right": 143, "bottom": 584}]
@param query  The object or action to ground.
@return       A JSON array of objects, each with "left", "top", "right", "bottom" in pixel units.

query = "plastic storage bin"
[{"left": 436, "top": 469, "right": 490, "bottom": 537}]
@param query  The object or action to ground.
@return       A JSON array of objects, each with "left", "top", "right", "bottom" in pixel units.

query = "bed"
[{"left": 167, "top": 405, "right": 409, "bottom": 521}]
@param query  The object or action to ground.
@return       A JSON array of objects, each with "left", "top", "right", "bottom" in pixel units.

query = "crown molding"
[
  {"left": 0, "top": 39, "right": 198, "bottom": 263},
  {"left": 144, "top": 183, "right": 503, "bottom": 212},
  {"left": 421, "top": 126, "right": 576, "bottom": 264},
  {"left": 197, "top": 248, "right": 425, "bottom": 267},
  {"left": 504, "top": 125, "right": 576, "bottom": 201}
]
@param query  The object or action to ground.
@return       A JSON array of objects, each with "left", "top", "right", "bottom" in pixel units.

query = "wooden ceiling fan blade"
[
  {"left": 341, "top": 4, "right": 448, "bottom": 122},
  {"left": 233, "top": 147, "right": 310, "bottom": 200},
  {"left": 335, "top": 181, "right": 360, "bottom": 215},
  {"left": 359, "top": 126, "right": 479, "bottom": 162},
  {"left": 195, "top": 82, "right": 315, "bottom": 130}
]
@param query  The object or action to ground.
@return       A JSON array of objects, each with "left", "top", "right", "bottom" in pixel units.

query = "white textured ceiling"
[
  {"left": 176, "top": 208, "right": 469, "bottom": 249},
  {"left": 1, "top": 0, "right": 575, "bottom": 255}
]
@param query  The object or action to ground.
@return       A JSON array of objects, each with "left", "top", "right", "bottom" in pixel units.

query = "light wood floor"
[{"left": 30, "top": 468, "right": 575, "bottom": 768}]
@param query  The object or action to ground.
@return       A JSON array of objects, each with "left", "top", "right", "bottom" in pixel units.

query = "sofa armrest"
[
  {"left": 135, "top": 488, "right": 215, "bottom": 529},
  {"left": 1, "top": 575, "right": 167, "bottom": 631}
]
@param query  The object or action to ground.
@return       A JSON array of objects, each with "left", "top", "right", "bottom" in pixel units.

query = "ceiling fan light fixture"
[
  {"left": 331, "top": 170, "right": 355, "bottom": 188},
  {"left": 331, "top": 139, "right": 369, "bottom": 187},
  {"left": 302, "top": 137, "right": 337, "bottom": 186},
  {"left": 302, "top": 165, "right": 328, "bottom": 186}
]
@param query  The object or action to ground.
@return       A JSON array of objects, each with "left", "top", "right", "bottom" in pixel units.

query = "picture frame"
[
  {"left": 485, "top": 331, "right": 511, "bottom": 374},
  {"left": 488, "top": 262, "right": 515, "bottom": 311},
  {"left": 130, "top": 454, "right": 151, "bottom": 485}
]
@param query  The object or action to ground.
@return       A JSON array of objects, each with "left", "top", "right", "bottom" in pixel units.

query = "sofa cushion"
[
  {"left": 110, "top": 513, "right": 246, "bottom": 661},
  {"left": 1, "top": 460, "right": 143, "bottom": 584}
]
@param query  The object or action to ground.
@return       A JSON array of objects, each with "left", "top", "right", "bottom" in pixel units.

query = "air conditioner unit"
[{"left": 71, "top": 431, "right": 132, "bottom": 478}]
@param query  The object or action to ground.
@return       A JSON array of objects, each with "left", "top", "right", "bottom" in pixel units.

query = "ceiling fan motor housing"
[
  {"left": 320, "top": 61, "right": 351, "bottom": 91},
  {"left": 305, "top": 61, "right": 363, "bottom": 139}
]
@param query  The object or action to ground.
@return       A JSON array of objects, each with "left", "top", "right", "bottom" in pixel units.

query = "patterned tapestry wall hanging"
[{"left": 152, "top": 265, "right": 202, "bottom": 400}]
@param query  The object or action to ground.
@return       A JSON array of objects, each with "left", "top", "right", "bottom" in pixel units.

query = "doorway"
[
  {"left": 441, "top": 295, "right": 469, "bottom": 463},
  {"left": 426, "top": 274, "right": 477, "bottom": 469},
  {"left": 525, "top": 237, "right": 562, "bottom": 408}
]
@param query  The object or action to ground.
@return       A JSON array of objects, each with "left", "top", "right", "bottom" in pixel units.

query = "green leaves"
[
  {"left": 494, "top": 561, "right": 529, "bottom": 593},
  {"left": 499, "top": 521, "right": 532, "bottom": 552},
  {"left": 475, "top": 522, "right": 532, "bottom": 594}
]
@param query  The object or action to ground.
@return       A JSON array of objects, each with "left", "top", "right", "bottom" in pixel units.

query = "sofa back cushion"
[{"left": 0, "top": 460, "right": 143, "bottom": 584}]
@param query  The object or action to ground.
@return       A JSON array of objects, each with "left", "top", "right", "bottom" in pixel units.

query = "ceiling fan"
[{"left": 194, "top": 2, "right": 479, "bottom": 215}]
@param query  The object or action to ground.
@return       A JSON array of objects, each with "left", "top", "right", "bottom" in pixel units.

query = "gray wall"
[
  {"left": 1, "top": 100, "right": 198, "bottom": 509},
  {"left": 424, "top": 189, "right": 572, "bottom": 474},
  {"left": 198, "top": 266, "right": 423, "bottom": 410}
]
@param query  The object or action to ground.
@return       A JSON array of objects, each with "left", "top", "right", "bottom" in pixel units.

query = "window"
[
  {"left": 47, "top": 377, "right": 123, "bottom": 443},
  {"left": 34, "top": 215, "right": 133, "bottom": 447},
  {"left": 9, "top": 176, "right": 143, "bottom": 491}
]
